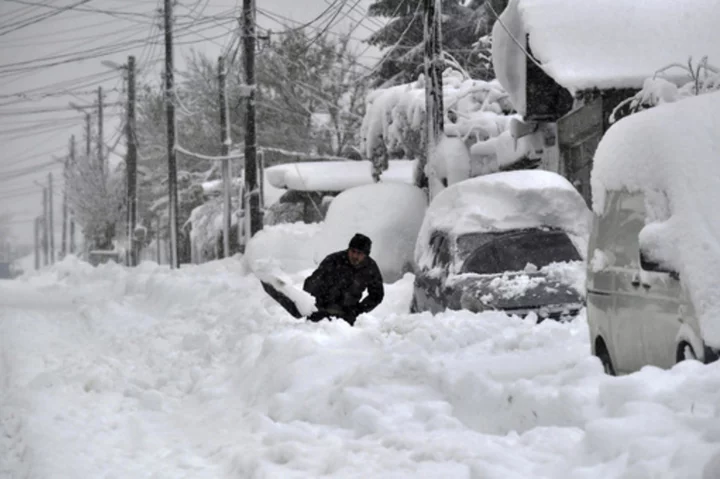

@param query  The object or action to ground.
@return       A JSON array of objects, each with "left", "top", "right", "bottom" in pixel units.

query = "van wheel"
[
  {"left": 594, "top": 338, "right": 616, "bottom": 376},
  {"left": 676, "top": 341, "right": 698, "bottom": 363}
]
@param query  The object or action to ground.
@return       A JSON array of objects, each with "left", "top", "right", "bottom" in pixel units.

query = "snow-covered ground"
[{"left": 3, "top": 249, "right": 720, "bottom": 479}]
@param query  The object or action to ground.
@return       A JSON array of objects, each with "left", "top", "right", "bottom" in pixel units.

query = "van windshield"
[{"left": 461, "top": 229, "right": 581, "bottom": 275}]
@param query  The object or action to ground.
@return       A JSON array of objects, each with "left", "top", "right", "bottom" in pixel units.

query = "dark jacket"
[{"left": 303, "top": 250, "right": 384, "bottom": 318}]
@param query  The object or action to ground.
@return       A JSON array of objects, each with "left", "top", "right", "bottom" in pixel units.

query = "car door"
[{"left": 636, "top": 251, "right": 684, "bottom": 369}]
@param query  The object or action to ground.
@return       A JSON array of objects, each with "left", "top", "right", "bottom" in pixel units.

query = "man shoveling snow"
[{"left": 255, "top": 233, "right": 384, "bottom": 325}]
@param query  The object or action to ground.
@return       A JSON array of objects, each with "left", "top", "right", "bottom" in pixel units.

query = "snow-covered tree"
[
  {"left": 65, "top": 153, "right": 125, "bottom": 251},
  {"left": 133, "top": 28, "right": 367, "bottom": 263},
  {"left": 360, "top": 68, "right": 515, "bottom": 194}
]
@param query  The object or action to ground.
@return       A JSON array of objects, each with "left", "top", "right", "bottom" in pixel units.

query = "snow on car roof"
[
  {"left": 264, "top": 159, "right": 415, "bottom": 192},
  {"left": 415, "top": 170, "right": 591, "bottom": 266},
  {"left": 591, "top": 90, "right": 720, "bottom": 347}
]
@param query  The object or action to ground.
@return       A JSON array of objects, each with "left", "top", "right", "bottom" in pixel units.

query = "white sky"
[{"left": 0, "top": 0, "right": 378, "bottom": 246}]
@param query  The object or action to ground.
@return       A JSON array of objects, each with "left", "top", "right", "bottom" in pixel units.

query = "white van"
[
  {"left": 586, "top": 188, "right": 718, "bottom": 375},
  {"left": 586, "top": 91, "right": 720, "bottom": 375}
]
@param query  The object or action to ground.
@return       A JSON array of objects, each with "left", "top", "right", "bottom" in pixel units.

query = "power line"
[{"left": 0, "top": 0, "right": 92, "bottom": 37}]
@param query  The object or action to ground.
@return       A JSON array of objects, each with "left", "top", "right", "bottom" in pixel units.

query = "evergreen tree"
[{"left": 366, "top": 0, "right": 508, "bottom": 87}]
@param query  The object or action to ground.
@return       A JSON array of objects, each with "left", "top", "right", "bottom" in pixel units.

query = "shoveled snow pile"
[
  {"left": 314, "top": 183, "right": 427, "bottom": 283},
  {"left": 4, "top": 254, "right": 720, "bottom": 478},
  {"left": 416, "top": 170, "right": 591, "bottom": 269},
  {"left": 264, "top": 160, "right": 414, "bottom": 192},
  {"left": 591, "top": 90, "right": 720, "bottom": 348}
]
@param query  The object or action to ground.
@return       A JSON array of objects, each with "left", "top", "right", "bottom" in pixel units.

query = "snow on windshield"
[
  {"left": 591, "top": 90, "right": 720, "bottom": 348},
  {"left": 3, "top": 251, "right": 720, "bottom": 478}
]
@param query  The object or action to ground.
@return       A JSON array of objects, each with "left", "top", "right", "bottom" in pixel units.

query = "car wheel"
[
  {"left": 676, "top": 341, "right": 698, "bottom": 363},
  {"left": 594, "top": 338, "right": 616, "bottom": 376}
]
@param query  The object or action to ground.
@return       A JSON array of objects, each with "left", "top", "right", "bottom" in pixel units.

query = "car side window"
[{"left": 600, "top": 190, "right": 646, "bottom": 268}]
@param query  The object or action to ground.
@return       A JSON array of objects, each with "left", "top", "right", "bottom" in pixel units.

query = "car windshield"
[{"left": 461, "top": 229, "right": 581, "bottom": 275}]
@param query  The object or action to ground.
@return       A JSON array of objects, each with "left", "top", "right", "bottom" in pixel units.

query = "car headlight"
[{"left": 460, "top": 289, "right": 490, "bottom": 312}]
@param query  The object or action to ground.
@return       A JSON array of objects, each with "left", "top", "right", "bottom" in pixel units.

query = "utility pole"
[
  {"left": 421, "top": 0, "right": 444, "bottom": 196},
  {"left": 41, "top": 187, "right": 48, "bottom": 266},
  {"left": 48, "top": 172, "right": 55, "bottom": 264},
  {"left": 156, "top": 216, "right": 161, "bottom": 264},
  {"left": 34, "top": 216, "right": 40, "bottom": 270},
  {"left": 61, "top": 136, "right": 74, "bottom": 259},
  {"left": 218, "top": 55, "right": 232, "bottom": 258},
  {"left": 69, "top": 137, "right": 76, "bottom": 256},
  {"left": 243, "top": 0, "right": 262, "bottom": 239},
  {"left": 126, "top": 55, "right": 138, "bottom": 266},
  {"left": 98, "top": 86, "right": 104, "bottom": 175},
  {"left": 164, "top": 0, "right": 179, "bottom": 269},
  {"left": 85, "top": 112, "right": 92, "bottom": 158}
]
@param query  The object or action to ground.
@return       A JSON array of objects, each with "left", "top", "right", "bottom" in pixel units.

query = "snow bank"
[
  {"left": 4, "top": 256, "right": 720, "bottom": 478},
  {"left": 314, "top": 183, "right": 427, "bottom": 283},
  {"left": 591, "top": 90, "right": 720, "bottom": 347},
  {"left": 264, "top": 160, "right": 415, "bottom": 192},
  {"left": 494, "top": 0, "right": 720, "bottom": 96},
  {"left": 415, "top": 170, "right": 591, "bottom": 268}
]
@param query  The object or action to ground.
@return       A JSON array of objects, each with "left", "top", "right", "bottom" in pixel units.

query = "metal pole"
[
  {"left": 218, "top": 56, "right": 232, "bottom": 258},
  {"left": 164, "top": 0, "right": 179, "bottom": 269},
  {"left": 243, "top": 0, "right": 262, "bottom": 237},
  {"left": 126, "top": 55, "right": 138, "bottom": 266},
  {"left": 421, "top": 0, "right": 444, "bottom": 194},
  {"left": 48, "top": 172, "right": 55, "bottom": 264}
]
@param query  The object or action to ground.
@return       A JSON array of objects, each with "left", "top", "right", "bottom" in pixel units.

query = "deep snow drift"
[{"left": 3, "top": 249, "right": 720, "bottom": 478}]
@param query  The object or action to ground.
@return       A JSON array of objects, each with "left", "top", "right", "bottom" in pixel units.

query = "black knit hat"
[{"left": 348, "top": 233, "right": 372, "bottom": 255}]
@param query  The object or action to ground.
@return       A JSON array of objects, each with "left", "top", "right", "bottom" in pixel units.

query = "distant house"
[{"left": 492, "top": 0, "right": 720, "bottom": 204}]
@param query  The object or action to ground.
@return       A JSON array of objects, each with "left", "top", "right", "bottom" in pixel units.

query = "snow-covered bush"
[
  {"left": 359, "top": 68, "right": 516, "bottom": 194},
  {"left": 610, "top": 57, "right": 720, "bottom": 123}
]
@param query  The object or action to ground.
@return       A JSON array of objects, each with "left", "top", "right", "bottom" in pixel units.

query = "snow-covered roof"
[
  {"left": 494, "top": 0, "right": 720, "bottom": 100},
  {"left": 415, "top": 170, "right": 591, "bottom": 264},
  {"left": 591, "top": 90, "right": 720, "bottom": 347},
  {"left": 264, "top": 159, "right": 415, "bottom": 192}
]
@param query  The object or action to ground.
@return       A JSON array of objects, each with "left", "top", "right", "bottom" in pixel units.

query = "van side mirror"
[{"left": 640, "top": 250, "right": 680, "bottom": 280}]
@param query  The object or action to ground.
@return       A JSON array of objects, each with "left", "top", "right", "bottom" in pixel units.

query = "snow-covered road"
[{"left": 2, "top": 256, "right": 720, "bottom": 478}]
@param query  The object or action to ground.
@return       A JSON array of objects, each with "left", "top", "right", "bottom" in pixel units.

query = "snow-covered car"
[
  {"left": 410, "top": 170, "right": 590, "bottom": 320},
  {"left": 314, "top": 182, "right": 427, "bottom": 283}
]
